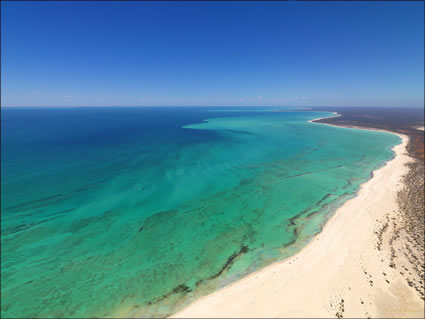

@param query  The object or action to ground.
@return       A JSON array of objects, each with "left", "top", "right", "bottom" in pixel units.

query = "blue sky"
[{"left": 1, "top": 1, "right": 424, "bottom": 107}]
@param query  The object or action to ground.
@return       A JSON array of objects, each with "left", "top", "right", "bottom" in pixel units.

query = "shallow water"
[{"left": 1, "top": 107, "right": 400, "bottom": 318}]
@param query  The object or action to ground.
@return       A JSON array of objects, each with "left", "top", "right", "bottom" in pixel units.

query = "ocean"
[{"left": 1, "top": 107, "right": 400, "bottom": 318}]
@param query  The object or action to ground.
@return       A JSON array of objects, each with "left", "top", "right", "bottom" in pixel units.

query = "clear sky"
[{"left": 1, "top": 1, "right": 424, "bottom": 107}]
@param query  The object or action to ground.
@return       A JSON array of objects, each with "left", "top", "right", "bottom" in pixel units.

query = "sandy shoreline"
[
  {"left": 308, "top": 111, "right": 341, "bottom": 123},
  {"left": 172, "top": 117, "right": 424, "bottom": 318}
]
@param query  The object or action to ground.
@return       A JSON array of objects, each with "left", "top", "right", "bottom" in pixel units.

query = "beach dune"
[{"left": 172, "top": 132, "right": 424, "bottom": 318}]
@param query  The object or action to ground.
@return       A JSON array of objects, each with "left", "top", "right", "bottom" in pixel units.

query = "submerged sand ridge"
[{"left": 172, "top": 127, "right": 423, "bottom": 318}]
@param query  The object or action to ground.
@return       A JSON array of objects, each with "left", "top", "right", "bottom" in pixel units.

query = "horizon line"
[{"left": 1, "top": 105, "right": 424, "bottom": 109}]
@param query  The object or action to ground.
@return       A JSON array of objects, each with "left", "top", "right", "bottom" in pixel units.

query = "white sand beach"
[
  {"left": 172, "top": 123, "right": 424, "bottom": 318},
  {"left": 307, "top": 111, "right": 341, "bottom": 122}
]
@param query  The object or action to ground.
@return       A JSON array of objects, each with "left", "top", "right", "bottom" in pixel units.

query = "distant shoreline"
[
  {"left": 308, "top": 111, "right": 341, "bottom": 123},
  {"left": 309, "top": 111, "right": 409, "bottom": 136},
  {"left": 172, "top": 115, "right": 424, "bottom": 318}
]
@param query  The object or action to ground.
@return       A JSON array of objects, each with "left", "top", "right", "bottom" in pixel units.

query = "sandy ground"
[
  {"left": 172, "top": 123, "right": 424, "bottom": 318},
  {"left": 416, "top": 126, "right": 424, "bottom": 131}
]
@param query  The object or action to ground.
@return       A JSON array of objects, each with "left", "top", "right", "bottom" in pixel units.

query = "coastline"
[
  {"left": 172, "top": 116, "right": 424, "bottom": 318},
  {"left": 307, "top": 111, "right": 341, "bottom": 123}
]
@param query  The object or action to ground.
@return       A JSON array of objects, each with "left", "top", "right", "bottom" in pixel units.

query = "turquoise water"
[{"left": 1, "top": 107, "right": 400, "bottom": 318}]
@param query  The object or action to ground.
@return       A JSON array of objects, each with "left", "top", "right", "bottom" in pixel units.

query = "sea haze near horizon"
[{"left": 1, "top": 107, "right": 400, "bottom": 318}]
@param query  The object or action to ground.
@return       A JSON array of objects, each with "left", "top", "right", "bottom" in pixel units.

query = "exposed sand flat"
[{"left": 172, "top": 126, "right": 424, "bottom": 318}]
